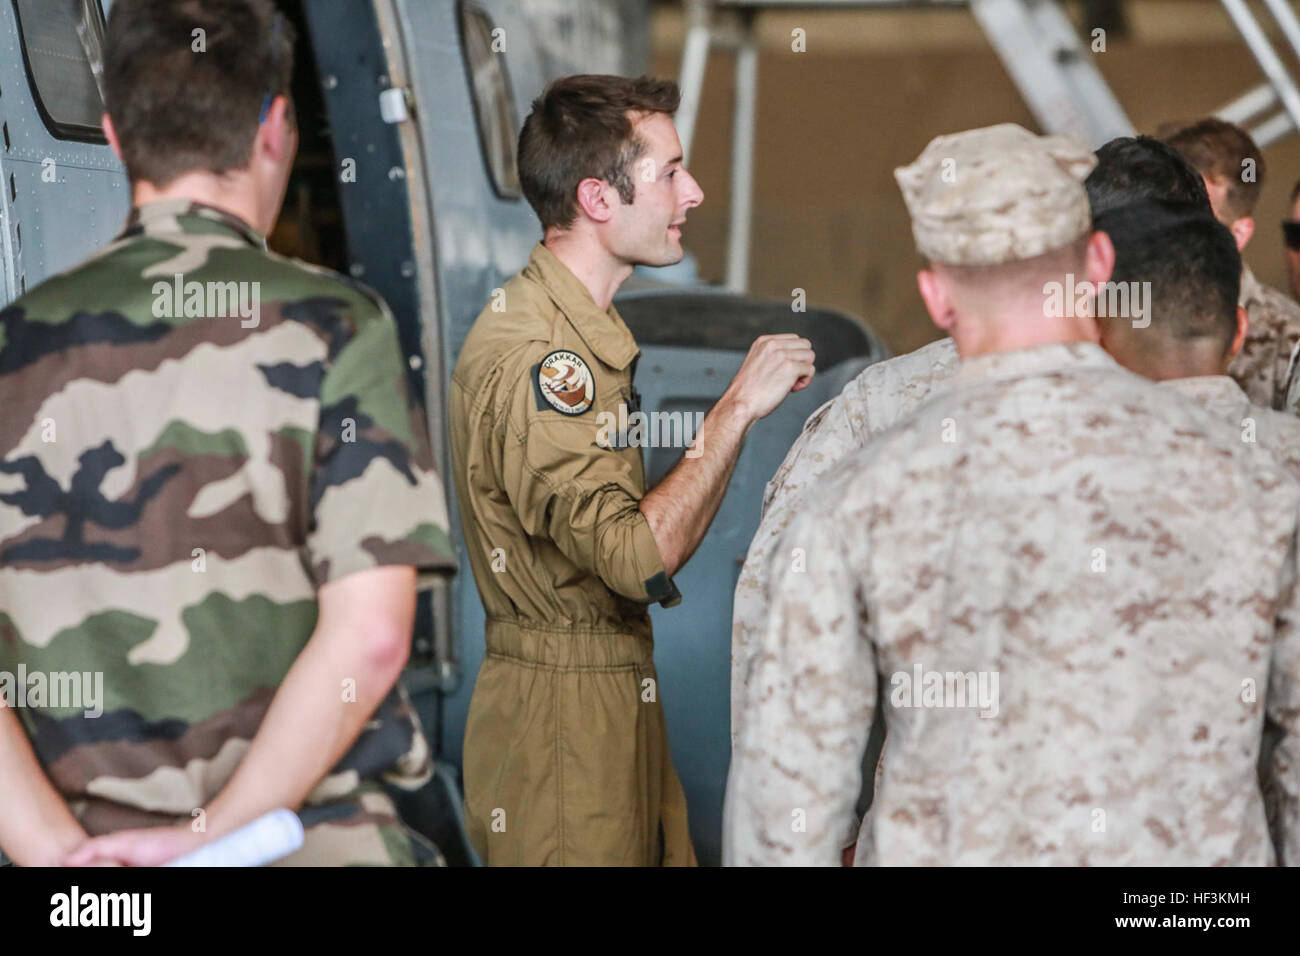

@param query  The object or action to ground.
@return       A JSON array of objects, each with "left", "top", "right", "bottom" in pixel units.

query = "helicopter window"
[
  {"left": 12, "top": 0, "right": 108, "bottom": 142},
  {"left": 458, "top": 1, "right": 522, "bottom": 200}
]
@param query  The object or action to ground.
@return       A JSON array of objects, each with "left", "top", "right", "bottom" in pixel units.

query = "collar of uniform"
[
  {"left": 953, "top": 341, "right": 1117, "bottom": 384},
  {"left": 1240, "top": 264, "right": 1263, "bottom": 309},
  {"left": 1158, "top": 374, "right": 1248, "bottom": 409},
  {"left": 119, "top": 199, "right": 267, "bottom": 250},
  {"left": 524, "top": 242, "right": 640, "bottom": 370}
]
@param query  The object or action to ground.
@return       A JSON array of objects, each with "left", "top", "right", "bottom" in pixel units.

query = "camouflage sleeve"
[
  {"left": 733, "top": 389, "right": 862, "bottom": 746},
  {"left": 499, "top": 348, "right": 677, "bottom": 606},
  {"left": 1266, "top": 522, "right": 1300, "bottom": 865},
  {"left": 1286, "top": 341, "right": 1300, "bottom": 417},
  {"left": 761, "top": 398, "right": 835, "bottom": 515},
  {"left": 725, "top": 508, "right": 875, "bottom": 866},
  {"left": 307, "top": 301, "right": 456, "bottom": 587}
]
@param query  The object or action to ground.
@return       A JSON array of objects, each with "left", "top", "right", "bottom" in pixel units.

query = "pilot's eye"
[{"left": 668, "top": 170, "right": 677, "bottom": 180}]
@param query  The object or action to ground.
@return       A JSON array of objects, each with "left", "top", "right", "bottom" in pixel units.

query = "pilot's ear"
[
  {"left": 575, "top": 177, "right": 613, "bottom": 224},
  {"left": 102, "top": 113, "right": 124, "bottom": 164}
]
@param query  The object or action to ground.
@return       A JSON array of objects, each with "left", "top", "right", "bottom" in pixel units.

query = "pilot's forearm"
[
  {"left": 0, "top": 705, "right": 87, "bottom": 866},
  {"left": 641, "top": 394, "right": 752, "bottom": 576}
]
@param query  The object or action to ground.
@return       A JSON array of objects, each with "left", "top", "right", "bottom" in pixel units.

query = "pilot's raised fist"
[{"left": 722, "top": 333, "right": 816, "bottom": 423}]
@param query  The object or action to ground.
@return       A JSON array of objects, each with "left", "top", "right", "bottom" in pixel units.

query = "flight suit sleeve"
[
  {"left": 306, "top": 298, "right": 457, "bottom": 588},
  {"left": 1265, "top": 522, "right": 1300, "bottom": 865},
  {"left": 497, "top": 349, "right": 679, "bottom": 606},
  {"left": 724, "top": 510, "right": 875, "bottom": 866}
]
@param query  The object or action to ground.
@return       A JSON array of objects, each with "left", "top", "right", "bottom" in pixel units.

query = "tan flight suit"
[{"left": 449, "top": 242, "right": 695, "bottom": 866}]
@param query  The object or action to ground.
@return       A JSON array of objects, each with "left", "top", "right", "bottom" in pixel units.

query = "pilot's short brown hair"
[
  {"left": 1157, "top": 118, "right": 1265, "bottom": 220},
  {"left": 104, "top": 0, "right": 296, "bottom": 187},
  {"left": 518, "top": 74, "right": 680, "bottom": 231}
]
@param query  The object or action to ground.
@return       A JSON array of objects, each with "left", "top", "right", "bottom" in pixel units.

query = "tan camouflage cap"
[{"left": 895, "top": 123, "right": 1097, "bottom": 266}]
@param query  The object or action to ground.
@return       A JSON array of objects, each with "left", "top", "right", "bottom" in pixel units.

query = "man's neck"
[
  {"left": 542, "top": 229, "right": 633, "bottom": 312},
  {"left": 1106, "top": 340, "right": 1229, "bottom": 383},
  {"left": 951, "top": 312, "right": 1099, "bottom": 360},
  {"left": 132, "top": 172, "right": 265, "bottom": 235}
]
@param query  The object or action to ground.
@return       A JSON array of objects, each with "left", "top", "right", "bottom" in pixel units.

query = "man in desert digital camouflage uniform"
[
  {"left": 1092, "top": 197, "right": 1300, "bottom": 860},
  {"left": 0, "top": 0, "right": 454, "bottom": 867},
  {"left": 725, "top": 124, "right": 1300, "bottom": 866},
  {"left": 729, "top": 136, "right": 1224, "bottom": 754},
  {"left": 1097, "top": 199, "right": 1300, "bottom": 473},
  {"left": 1160, "top": 118, "right": 1300, "bottom": 411}
]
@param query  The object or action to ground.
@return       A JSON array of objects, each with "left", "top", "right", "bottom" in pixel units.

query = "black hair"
[
  {"left": 1093, "top": 199, "right": 1240, "bottom": 347},
  {"left": 1085, "top": 136, "right": 1211, "bottom": 220}
]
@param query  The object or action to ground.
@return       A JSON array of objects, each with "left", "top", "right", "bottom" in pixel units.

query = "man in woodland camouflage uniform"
[
  {"left": 0, "top": 0, "right": 454, "bottom": 866},
  {"left": 725, "top": 124, "right": 1300, "bottom": 866}
]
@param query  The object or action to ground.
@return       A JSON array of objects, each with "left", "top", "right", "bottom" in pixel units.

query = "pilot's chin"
[{"left": 653, "top": 245, "right": 685, "bottom": 268}]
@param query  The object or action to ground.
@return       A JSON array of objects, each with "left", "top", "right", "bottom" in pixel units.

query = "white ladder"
[
  {"left": 1216, "top": 0, "right": 1300, "bottom": 147},
  {"left": 676, "top": 0, "right": 1300, "bottom": 292}
]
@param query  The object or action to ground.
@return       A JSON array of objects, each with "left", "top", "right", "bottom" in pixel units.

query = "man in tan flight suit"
[{"left": 450, "top": 75, "right": 816, "bottom": 865}]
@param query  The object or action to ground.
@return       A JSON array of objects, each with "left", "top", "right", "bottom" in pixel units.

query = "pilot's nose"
[{"left": 679, "top": 169, "right": 704, "bottom": 210}]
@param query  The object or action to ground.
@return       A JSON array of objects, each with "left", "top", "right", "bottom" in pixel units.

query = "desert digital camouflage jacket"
[
  {"left": 1232, "top": 265, "right": 1300, "bottom": 411},
  {"left": 0, "top": 200, "right": 455, "bottom": 839},
  {"left": 725, "top": 343, "right": 1300, "bottom": 866},
  {"left": 731, "top": 336, "right": 960, "bottom": 746},
  {"left": 1161, "top": 375, "right": 1300, "bottom": 478}
]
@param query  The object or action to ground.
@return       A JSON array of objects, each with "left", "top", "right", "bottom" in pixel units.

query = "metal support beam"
[
  {"left": 1220, "top": 0, "right": 1300, "bottom": 138},
  {"left": 1218, "top": 82, "right": 1279, "bottom": 126},
  {"left": 970, "top": 0, "right": 1133, "bottom": 147},
  {"left": 726, "top": 9, "right": 758, "bottom": 293},
  {"left": 677, "top": 0, "right": 713, "bottom": 163},
  {"left": 1251, "top": 110, "right": 1294, "bottom": 149},
  {"left": 1262, "top": 0, "right": 1300, "bottom": 64}
]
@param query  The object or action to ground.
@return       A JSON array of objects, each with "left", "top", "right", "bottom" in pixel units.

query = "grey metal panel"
[
  {"left": 0, "top": 0, "right": 127, "bottom": 309},
  {"left": 397, "top": 0, "right": 538, "bottom": 367},
  {"left": 641, "top": 344, "right": 834, "bottom": 866},
  {"left": 397, "top": 0, "right": 649, "bottom": 373}
]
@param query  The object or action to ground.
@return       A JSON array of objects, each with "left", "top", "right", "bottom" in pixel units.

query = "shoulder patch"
[{"left": 534, "top": 350, "right": 595, "bottom": 415}]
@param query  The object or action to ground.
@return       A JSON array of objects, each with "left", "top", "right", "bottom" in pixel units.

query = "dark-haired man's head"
[
  {"left": 518, "top": 74, "right": 704, "bottom": 268},
  {"left": 1086, "top": 135, "right": 1211, "bottom": 220},
  {"left": 103, "top": 0, "right": 298, "bottom": 234},
  {"left": 1093, "top": 200, "right": 1244, "bottom": 381},
  {"left": 1158, "top": 118, "right": 1264, "bottom": 252}
]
